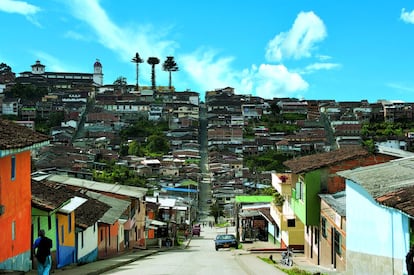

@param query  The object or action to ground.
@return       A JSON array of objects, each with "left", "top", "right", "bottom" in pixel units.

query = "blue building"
[{"left": 338, "top": 157, "right": 414, "bottom": 275}]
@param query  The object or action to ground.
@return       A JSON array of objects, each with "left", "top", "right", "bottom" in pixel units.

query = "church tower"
[
  {"left": 93, "top": 59, "right": 103, "bottom": 86},
  {"left": 31, "top": 60, "right": 45, "bottom": 75}
]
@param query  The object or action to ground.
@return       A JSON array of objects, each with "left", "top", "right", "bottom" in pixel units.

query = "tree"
[
  {"left": 113, "top": 76, "right": 127, "bottom": 93},
  {"left": 131, "top": 52, "right": 144, "bottom": 91},
  {"left": 162, "top": 56, "right": 179, "bottom": 90},
  {"left": 6, "top": 83, "right": 47, "bottom": 101},
  {"left": 209, "top": 202, "right": 224, "bottom": 224},
  {"left": 0, "top": 62, "right": 15, "bottom": 83},
  {"left": 146, "top": 134, "right": 170, "bottom": 155},
  {"left": 147, "top": 57, "right": 160, "bottom": 90}
]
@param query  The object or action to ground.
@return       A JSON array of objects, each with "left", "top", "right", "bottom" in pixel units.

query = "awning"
[{"left": 150, "top": 220, "right": 167, "bottom": 226}]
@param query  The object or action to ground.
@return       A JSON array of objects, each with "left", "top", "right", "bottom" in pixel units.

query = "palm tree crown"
[
  {"left": 162, "top": 56, "right": 179, "bottom": 90},
  {"left": 147, "top": 57, "right": 160, "bottom": 90}
]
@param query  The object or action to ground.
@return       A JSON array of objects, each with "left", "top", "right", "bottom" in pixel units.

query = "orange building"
[{"left": 0, "top": 119, "right": 49, "bottom": 272}]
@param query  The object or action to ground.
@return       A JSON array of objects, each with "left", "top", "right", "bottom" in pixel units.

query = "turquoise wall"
[
  {"left": 347, "top": 179, "right": 410, "bottom": 259},
  {"left": 0, "top": 250, "right": 31, "bottom": 271}
]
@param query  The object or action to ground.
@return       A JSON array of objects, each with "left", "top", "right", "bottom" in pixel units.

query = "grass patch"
[
  {"left": 215, "top": 222, "right": 231, "bottom": 228},
  {"left": 259, "top": 256, "right": 326, "bottom": 275}
]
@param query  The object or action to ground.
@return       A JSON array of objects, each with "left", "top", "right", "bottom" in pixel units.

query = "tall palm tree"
[
  {"left": 131, "top": 52, "right": 144, "bottom": 91},
  {"left": 147, "top": 57, "right": 160, "bottom": 90},
  {"left": 162, "top": 56, "right": 179, "bottom": 90}
]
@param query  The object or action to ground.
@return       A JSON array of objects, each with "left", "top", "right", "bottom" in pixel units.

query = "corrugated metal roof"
[
  {"left": 47, "top": 174, "right": 147, "bottom": 198},
  {"left": 85, "top": 191, "right": 130, "bottom": 224},
  {"left": 319, "top": 191, "right": 346, "bottom": 217},
  {"left": 59, "top": 196, "right": 88, "bottom": 214},
  {"left": 338, "top": 157, "right": 414, "bottom": 199}
]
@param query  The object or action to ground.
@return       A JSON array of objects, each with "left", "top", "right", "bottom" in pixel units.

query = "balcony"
[{"left": 271, "top": 173, "right": 293, "bottom": 197}]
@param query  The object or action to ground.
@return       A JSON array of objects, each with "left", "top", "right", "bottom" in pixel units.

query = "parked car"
[
  {"left": 214, "top": 234, "right": 238, "bottom": 251},
  {"left": 192, "top": 224, "right": 201, "bottom": 236}
]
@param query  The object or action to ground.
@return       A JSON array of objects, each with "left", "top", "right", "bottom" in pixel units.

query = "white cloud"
[
  {"left": 252, "top": 64, "right": 309, "bottom": 99},
  {"left": 302, "top": 62, "right": 341, "bottom": 74},
  {"left": 401, "top": 8, "right": 414, "bottom": 24},
  {"left": 64, "top": 30, "right": 88, "bottom": 41},
  {"left": 32, "top": 51, "right": 73, "bottom": 72},
  {"left": 316, "top": 54, "right": 332, "bottom": 61},
  {"left": 180, "top": 50, "right": 309, "bottom": 99},
  {"left": 64, "top": 0, "right": 179, "bottom": 85},
  {"left": 265, "top": 11, "right": 327, "bottom": 62},
  {"left": 0, "top": 0, "right": 41, "bottom": 26},
  {"left": 387, "top": 82, "right": 414, "bottom": 93},
  {"left": 0, "top": 0, "right": 40, "bottom": 15},
  {"left": 236, "top": 64, "right": 309, "bottom": 99},
  {"left": 180, "top": 49, "right": 238, "bottom": 92},
  {"left": 66, "top": 0, "right": 177, "bottom": 64}
]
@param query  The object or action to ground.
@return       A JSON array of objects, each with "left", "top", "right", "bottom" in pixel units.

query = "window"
[
  {"left": 295, "top": 180, "right": 304, "bottom": 200},
  {"left": 68, "top": 214, "right": 72, "bottom": 233},
  {"left": 61, "top": 225, "right": 64, "bottom": 243},
  {"left": 334, "top": 229, "right": 342, "bottom": 256},
  {"left": 48, "top": 216, "right": 52, "bottom": 230},
  {"left": 287, "top": 219, "right": 295, "bottom": 227},
  {"left": 81, "top": 232, "right": 84, "bottom": 248},
  {"left": 314, "top": 227, "right": 319, "bottom": 244},
  {"left": 11, "top": 155, "right": 16, "bottom": 180},
  {"left": 321, "top": 217, "right": 327, "bottom": 238},
  {"left": 108, "top": 227, "right": 111, "bottom": 246},
  {"left": 12, "top": 221, "right": 16, "bottom": 240}
]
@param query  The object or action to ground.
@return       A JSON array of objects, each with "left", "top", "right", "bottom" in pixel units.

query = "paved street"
[{"left": 23, "top": 224, "right": 342, "bottom": 275}]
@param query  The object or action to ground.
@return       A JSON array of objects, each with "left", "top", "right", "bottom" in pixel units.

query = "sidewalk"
[
  {"left": 23, "top": 240, "right": 191, "bottom": 275},
  {"left": 239, "top": 240, "right": 343, "bottom": 275}
]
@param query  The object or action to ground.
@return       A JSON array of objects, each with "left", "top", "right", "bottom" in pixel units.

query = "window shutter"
[{"left": 295, "top": 182, "right": 301, "bottom": 199}]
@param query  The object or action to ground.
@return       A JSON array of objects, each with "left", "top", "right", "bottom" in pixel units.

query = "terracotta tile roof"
[
  {"left": 75, "top": 197, "right": 111, "bottom": 229},
  {"left": 32, "top": 180, "right": 74, "bottom": 211},
  {"left": 376, "top": 186, "right": 414, "bottom": 218},
  {"left": 0, "top": 119, "right": 50, "bottom": 150},
  {"left": 283, "top": 146, "right": 369, "bottom": 174},
  {"left": 32, "top": 180, "right": 111, "bottom": 228}
]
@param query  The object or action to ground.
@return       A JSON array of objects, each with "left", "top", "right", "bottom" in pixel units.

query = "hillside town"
[{"left": 1, "top": 59, "right": 414, "bottom": 274}]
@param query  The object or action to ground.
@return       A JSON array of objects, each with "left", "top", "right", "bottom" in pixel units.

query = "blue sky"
[{"left": 1, "top": 0, "right": 414, "bottom": 102}]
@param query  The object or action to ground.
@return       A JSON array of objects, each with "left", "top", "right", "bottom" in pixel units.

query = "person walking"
[
  {"left": 406, "top": 246, "right": 414, "bottom": 275},
  {"left": 33, "top": 229, "right": 53, "bottom": 275}
]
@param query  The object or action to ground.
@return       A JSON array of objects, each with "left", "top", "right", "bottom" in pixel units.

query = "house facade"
[
  {"left": 31, "top": 179, "right": 76, "bottom": 271},
  {"left": 0, "top": 119, "right": 49, "bottom": 272},
  {"left": 45, "top": 174, "right": 147, "bottom": 251},
  {"left": 55, "top": 196, "right": 87, "bottom": 268},
  {"left": 270, "top": 172, "right": 304, "bottom": 250},
  {"left": 318, "top": 191, "right": 346, "bottom": 272},
  {"left": 75, "top": 198, "right": 110, "bottom": 264},
  {"left": 283, "top": 147, "right": 395, "bottom": 267},
  {"left": 338, "top": 158, "right": 414, "bottom": 275}
]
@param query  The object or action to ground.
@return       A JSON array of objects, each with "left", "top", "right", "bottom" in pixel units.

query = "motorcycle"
[{"left": 280, "top": 247, "right": 293, "bottom": 266}]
